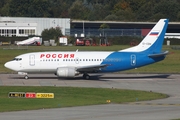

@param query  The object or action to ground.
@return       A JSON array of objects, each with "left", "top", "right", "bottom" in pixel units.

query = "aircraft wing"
[
  {"left": 76, "top": 64, "right": 108, "bottom": 73},
  {"left": 148, "top": 51, "right": 169, "bottom": 58}
]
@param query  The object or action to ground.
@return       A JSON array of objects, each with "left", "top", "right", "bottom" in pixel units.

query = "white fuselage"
[{"left": 5, "top": 51, "right": 111, "bottom": 73}]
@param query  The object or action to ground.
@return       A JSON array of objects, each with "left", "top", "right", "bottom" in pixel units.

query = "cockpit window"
[{"left": 13, "top": 58, "right": 22, "bottom": 61}]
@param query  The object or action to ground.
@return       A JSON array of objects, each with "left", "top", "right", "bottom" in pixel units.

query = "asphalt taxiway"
[{"left": 0, "top": 73, "right": 180, "bottom": 120}]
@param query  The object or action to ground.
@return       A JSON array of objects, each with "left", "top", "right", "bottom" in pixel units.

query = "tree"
[
  {"left": 68, "top": 0, "right": 90, "bottom": 20},
  {"left": 100, "top": 23, "right": 110, "bottom": 29},
  {"left": 99, "top": 23, "right": 110, "bottom": 37},
  {"left": 41, "top": 27, "right": 63, "bottom": 43},
  {"left": 89, "top": 4, "right": 110, "bottom": 20},
  {"left": 136, "top": 1, "right": 155, "bottom": 21},
  {"left": 48, "top": 0, "right": 72, "bottom": 18},
  {"left": 1, "top": 0, "right": 180, "bottom": 21},
  {"left": 8, "top": 0, "right": 51, "bottom": 17},
  {"left": 153, "top": 0, "right": 180, "bottom": 21},
  {"left": 0, "top": 0, "right": 10, "bottom": 16}
]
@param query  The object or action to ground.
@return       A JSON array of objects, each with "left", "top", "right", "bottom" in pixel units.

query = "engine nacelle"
[{"left": 56, "top": 67, "right": 79, "bottom": 78}]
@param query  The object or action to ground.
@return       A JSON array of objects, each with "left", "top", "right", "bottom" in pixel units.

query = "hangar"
[
  {"left": 0, "top": 17, "right": 70, "bottom": 37},
  {"left": 71, "top": 20, "right": 180, "bottom": 37},
  {"left": 0, "top": 17, "right": 180, "bottom": 37}
]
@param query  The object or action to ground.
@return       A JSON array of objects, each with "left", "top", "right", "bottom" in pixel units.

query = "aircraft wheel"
[
  {"left": 24, "top": 75, "right": 29, "bottom": 80},
  {"left": 83, "top": 74, "right": 90, "bottom": 80}
]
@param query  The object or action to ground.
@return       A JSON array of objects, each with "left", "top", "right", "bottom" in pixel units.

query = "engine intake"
[{"left": 56, "top": 67, "right": 79, "bottom": 78}]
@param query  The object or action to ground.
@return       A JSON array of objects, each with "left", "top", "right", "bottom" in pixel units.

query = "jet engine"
[{"left": 56, "top": 67, "right": 79, "bottom": 78}]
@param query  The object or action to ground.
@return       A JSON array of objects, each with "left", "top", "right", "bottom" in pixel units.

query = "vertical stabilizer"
[{"left": 120, "top": 19, "right": 169, "bottom": 53}]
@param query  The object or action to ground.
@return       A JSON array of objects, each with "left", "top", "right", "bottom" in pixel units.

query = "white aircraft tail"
[{"left": 120, "top": 19, "right": 169, "bottom": 53}]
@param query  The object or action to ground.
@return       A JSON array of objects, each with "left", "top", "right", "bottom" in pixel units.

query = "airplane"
[
  {"left": 4, "top": 19, "right": 169, "bottom": 80},
  {"left": 16, "top": 37, "right": 42, "bottom": 46}
]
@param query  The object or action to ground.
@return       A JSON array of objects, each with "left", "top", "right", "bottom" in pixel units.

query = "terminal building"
[
  {"left": 0, "top": 17, "right": 180, "bottom": 38},
  {"left": 0, "top": 17, "right": 70, "bottom": 37},
  {"left": 71, "top": 20, "right": 180, "bottom": 38}
]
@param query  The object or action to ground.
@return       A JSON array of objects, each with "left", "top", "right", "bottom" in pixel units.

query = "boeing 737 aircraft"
[{"left": 4, "top": 19, "right": 169, "bottom": 79}]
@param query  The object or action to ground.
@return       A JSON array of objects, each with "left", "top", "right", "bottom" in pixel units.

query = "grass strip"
[{"left": 0, "top": 86, "right": 167, "bottom": 112}]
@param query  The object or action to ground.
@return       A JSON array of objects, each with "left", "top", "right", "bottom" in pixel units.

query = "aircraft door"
[
  {"left": 29, "top": 54, "right": 35, "bottom": 66},
  {"left": 131, "top": 55, "right": 136, "bottom": 66}
]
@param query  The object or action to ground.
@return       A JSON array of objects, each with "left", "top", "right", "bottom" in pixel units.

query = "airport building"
[
  {"left": 0, "top": 17, "right": 70, "bottom": 37},
  {"left": 71, "top": 20, "right": 180, "bottom": 37},
  {"left": 1, "top": 17, "right": 180, "bottom": 38}
]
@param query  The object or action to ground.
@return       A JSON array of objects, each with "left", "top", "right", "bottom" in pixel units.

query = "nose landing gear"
[{"left": 18, "top": 72, "right": 29, "bottom": 80}]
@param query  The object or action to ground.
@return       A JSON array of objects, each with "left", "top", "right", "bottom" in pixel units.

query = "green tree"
[
  {"left": 129, "top": 0, "right": 146, "bottom": 13},
  {"left": 104, "top": 14, "right": 119, "bottom": 21},
  {"left": 41, "top": 27, "right": 63, "bottom": 43},
  {"left": 153, "top": 0, "right": 180, "bottom": 21},
  {"left": 1, "top": 0, "right": 180, "bottom": 22},
  {"left": 68, "top": 0, "right": 90, "bottom": 20},
  {"left": 136, "top": 1, "right": 156, "bottom": 21},
  {"left": 49, "top": 0, "right": 72, "bottom": 18},
  {"left": 8, "top": 0, "right": 51, "bottom": 17},
  {"left": 0, "top": 0, "right": 10, "bottom": 16},
  {"left": 100, "top": 23, "right": 110, "bottom": 29},
  {"left": 88, "top": 4, "right": 110, "bottom": 20}
]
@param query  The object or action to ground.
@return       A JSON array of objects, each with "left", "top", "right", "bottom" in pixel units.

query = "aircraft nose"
[
  {"left": 4, "top": 61, "right": 18, "bottom": 71},
  {"left": 4, "top": 62, "right": 11, "bottom": 69}
]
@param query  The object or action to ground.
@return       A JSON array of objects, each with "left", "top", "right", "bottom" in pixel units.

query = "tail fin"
[{"left": 120, "top": 19, "right": 169, "bottom": 53}]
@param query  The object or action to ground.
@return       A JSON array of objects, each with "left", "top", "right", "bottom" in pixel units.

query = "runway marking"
[{"left": 127, "top": 102, "right": 180, "bottom": 106}]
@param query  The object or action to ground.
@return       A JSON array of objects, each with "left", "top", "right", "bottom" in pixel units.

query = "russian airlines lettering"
[{"left": 40, "top": 53, "right": 75, "bottom": 58}]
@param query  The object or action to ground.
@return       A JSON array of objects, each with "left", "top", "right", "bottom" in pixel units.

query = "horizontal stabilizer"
[{"left": 148, "top": 51, "right": 169, "bottom": 58}]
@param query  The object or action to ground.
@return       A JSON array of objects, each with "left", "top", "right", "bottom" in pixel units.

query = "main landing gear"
[
  {"left": 83, "top": 73, "right": 90, "bottom": 80},
  {"left": 24, "top": 75, "right": 29, "bottom": 80}
]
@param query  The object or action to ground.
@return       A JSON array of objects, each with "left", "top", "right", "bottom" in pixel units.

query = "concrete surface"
[{"left": 0, "top": 73, "right": 180, "bottom": 120}]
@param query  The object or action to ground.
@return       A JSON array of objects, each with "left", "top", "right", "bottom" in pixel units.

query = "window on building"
[{"left": 19, "top": 29, "right": 24, "bottom": 34}]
